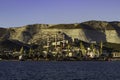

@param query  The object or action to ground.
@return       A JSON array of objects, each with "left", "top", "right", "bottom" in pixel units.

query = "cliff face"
[{"left": 1, "top": 20, "right": 120, "bottom": 44}]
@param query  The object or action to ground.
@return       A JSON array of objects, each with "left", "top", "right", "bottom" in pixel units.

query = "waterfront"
[{"left": 0, "top": 61, "right": 120, "bottom": 80}]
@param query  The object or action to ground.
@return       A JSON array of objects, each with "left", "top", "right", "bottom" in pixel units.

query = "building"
[
  {"left": 111, "top": 52, "right": 120, "bottom": 61},
  {"left": 112, "top": 52, "right": 120, "bottom": 58}
]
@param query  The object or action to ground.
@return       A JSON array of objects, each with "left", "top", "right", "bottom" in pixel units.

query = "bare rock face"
[{"left": 0, "top": 20, "right": 120, "bottom": 44}]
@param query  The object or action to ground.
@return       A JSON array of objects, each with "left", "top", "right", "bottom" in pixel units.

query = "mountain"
[{"left": 0, "top": 20, "right": 120, "bottom": 50}]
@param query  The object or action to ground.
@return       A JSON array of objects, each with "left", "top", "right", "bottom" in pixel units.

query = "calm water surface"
[{"left": 0, "top": 61, "right": 120, "bottom": 80}]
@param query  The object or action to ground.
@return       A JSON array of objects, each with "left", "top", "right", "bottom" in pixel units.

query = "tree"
[
  {"left": 99, "top": 41, "right": 103, "bottom": 55},
  {"left": 20, "top": 47, "right": 24, "bottom": 55},
  {"left": 29, "top": 48, "right": 34, "bottom": 57},
  {"left": 90, "top": 43, "right": 94, "bottom": 50},
  {"left": 80, "top": 42, "right": 86, "bottom": 56}
]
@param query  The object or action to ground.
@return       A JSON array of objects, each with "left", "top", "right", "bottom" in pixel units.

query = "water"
[{"left": 0, "top": 61, "right": 120, "bottom": 80}]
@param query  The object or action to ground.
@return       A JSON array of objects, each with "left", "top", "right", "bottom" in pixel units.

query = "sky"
[{"left": 0, "top": 0, "right": 120, "bottom": 27}]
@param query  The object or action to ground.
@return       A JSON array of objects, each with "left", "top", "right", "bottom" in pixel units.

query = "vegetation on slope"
[
  {"left": 104, "top": 42, "right": 120, "bottom": 51},
  {"left": 0, "top": 39, "right": 29, "bottom": 51}
]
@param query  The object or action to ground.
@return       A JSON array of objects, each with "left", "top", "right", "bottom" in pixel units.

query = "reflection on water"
[{"left": 0, "top": 61, "right": 120, "bottom": 80}]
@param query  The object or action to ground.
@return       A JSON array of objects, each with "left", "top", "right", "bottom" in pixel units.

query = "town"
[{"left": 0, "top": 31, "right": 119, "bottom": 61}]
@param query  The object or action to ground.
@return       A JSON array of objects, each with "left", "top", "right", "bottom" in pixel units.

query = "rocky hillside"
[{"left": 0, "top": 20, "right": 120, "bottom": 44}]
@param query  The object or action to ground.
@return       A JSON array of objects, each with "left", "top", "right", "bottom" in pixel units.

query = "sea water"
[{"left": 0, "top": 61, "right": 120, "bottom": 80}]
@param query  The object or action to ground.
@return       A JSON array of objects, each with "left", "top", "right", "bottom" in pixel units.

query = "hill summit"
[{"left": 0, "top": 20, "right": 120, "bottom": 44}]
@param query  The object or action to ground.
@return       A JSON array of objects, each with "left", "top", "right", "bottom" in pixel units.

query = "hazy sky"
[{"left": 0, "top": 0, "right": 120, "bottom": 27}]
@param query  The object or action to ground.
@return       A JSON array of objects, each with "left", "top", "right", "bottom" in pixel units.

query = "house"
[
  {"left": 112, "top": 52, "right": 120, "bottom": 58},
  {"left": 111, "top": 52, "right": 120, "bottom": 61}
]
